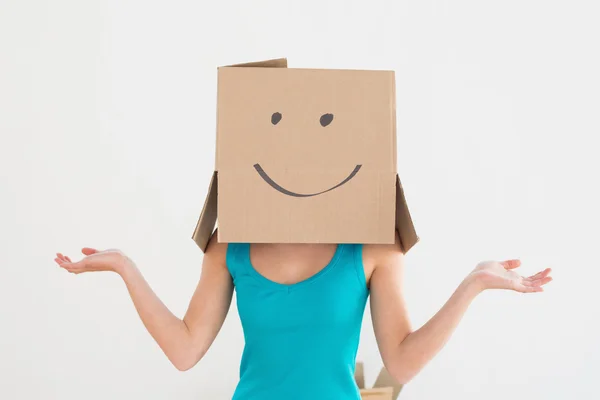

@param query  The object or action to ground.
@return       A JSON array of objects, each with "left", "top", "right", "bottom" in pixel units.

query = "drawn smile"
[{"left": 253, "top": 163, "right": 362, "bottom": 197}]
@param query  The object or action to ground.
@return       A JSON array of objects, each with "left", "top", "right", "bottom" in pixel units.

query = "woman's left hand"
[{"left": 470, "top": 260, "right": 552, "bottom": 293}]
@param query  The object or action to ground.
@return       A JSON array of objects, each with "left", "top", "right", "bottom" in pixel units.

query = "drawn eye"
[
  {"left": 271, "top": 112, "right": 282, "bottom": 125},
  {"left": 320, "top": 113, "right": 334, "bottom": 127}
]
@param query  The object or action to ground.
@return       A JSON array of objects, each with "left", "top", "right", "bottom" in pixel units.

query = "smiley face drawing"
[
  {"left": 210, "top": 63, "right": 401, "bottom": 244},
  {"left": 253, "top": 112, "right": 363, "bottom": 197}
]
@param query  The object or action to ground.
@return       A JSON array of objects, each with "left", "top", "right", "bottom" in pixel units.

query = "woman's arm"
[
  {"left": 367, "top": 235, "right": 552, "bottom": 384},
  {"left": 54, "top": 232, "right": 233, "bottom": 371}
]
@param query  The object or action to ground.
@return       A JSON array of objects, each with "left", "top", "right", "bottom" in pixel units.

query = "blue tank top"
[{"left": 226, "top": 243, "right": 369, "bottom": 400}]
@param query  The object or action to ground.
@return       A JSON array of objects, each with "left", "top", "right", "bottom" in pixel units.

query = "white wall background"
[{"left": 1, "top": 0, "right": 599, "bottom": 399}]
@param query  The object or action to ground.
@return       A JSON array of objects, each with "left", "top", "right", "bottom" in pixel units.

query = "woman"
[{"left": 54, "top": 231, "right": 551, "bottom": 399}]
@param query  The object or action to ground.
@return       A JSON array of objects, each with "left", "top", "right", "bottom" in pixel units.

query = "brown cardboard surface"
[
  {"left": 192, "top": 59, "right": 418, "bottom": 251},
  {"left": 360, "top": 388, "right": 394, "bottom": 400},
  {"left": 373, "top": 364, "right": 404, "bottom": 400},
  {"left": 192, "top": 171, "right": 217, "bottom": 251},
  {"left": 395, "top": 174, "right": 418, "bottom": 252},
  {"left": 216, "top": 65, "right": 396, "bottom": 245},
  {"left": 218, "top": 169, "right": 395, "bottom": 244},
  {"left": 355, "top": 362, "right": 365, "bottom": 390},
  {"left": 224, "top": 57, "right": 288, "bottom": 68},
  {"left": 355, "top": 362, "right": 402, "bottom": 400}
]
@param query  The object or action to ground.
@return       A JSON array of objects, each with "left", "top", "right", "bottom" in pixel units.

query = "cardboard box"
[
  {"left": 193, "top": 58, "right": 418, "bottom": 251},
  {"left": 355, "top": 362, "right": 403, "bottom": 400},
  {"left": 360, "top": 388, "right": 394, "bottom": 400}
]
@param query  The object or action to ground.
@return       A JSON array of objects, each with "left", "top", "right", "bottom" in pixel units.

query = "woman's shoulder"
[
  {"left": 362, "top": 231, "right": 406, "bottom": 272},
  {"left": 203, "top": 229, "right": 228, "bottom": 265}
]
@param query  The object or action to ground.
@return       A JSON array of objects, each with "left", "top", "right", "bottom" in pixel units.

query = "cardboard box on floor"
[
  {"left": 355, "top": 362, "right": 403, "bottom": 400},
  {"left": 193, "top": 58, "right": 418, "bottom": 251}
]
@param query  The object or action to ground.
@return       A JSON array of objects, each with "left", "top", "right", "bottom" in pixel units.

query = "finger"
[
  {"left": 526, "top": 268, "right": 551, "bottom": 281},
  {"left": 57, "top": 253, "right": 73, "bottom": 263},
  {"left": 514, "top": 284, "right": 544, "bottom": 293},
  {"left": 522, "top": 275, "right": 552, "bottom": 287},
  {"left": 525, "top": 271, "right": 543, "bottom": 281},
  {"left": 501, "top": 259, "right": 521, "bottom": 270},
  {"left": 55, "top": 256, "right": 70, "bottom": 266},
  {"left": 62, "top": 262, "right": 84, "bottom": 274},
  {"left": 56, "top": 259, "right": 77, "bottom": 272},
  {"left": 64, "top": 267, "right": 81, "bottom": 274},
  {"left": 530, "top": 276, "right": 553, "bottom": 287},
  {"left": 82, "top": 247, "right": 98, "bottom": 256}
]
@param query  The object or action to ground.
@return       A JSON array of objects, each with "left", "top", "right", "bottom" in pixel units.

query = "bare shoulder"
[
  {"left": 363, "top": 231, "right": 406, "bottom": 274},
  {"left": 202, "top": 229, "right": 228, "bottom": 268}
]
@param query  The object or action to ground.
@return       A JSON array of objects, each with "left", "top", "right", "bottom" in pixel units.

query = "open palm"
[
  {"left": 54, "top": 248, "right": 130, "bottom": 274},
  {"left": 472, "top": 259, "right": 552, "bottom": 293}
]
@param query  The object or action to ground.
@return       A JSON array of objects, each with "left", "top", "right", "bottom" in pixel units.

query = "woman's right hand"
[
  {"left": 54, "top": 248, "right": 133, "bottom": 275},
  {"left": 53, "top": 234, "right": 233, "bottom": 371}
]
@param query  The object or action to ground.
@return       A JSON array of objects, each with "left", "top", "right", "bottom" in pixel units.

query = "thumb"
[
  {"left": 501, "top": 259, "right": 521, "bottom": 270},
  {"left": 81, "top": 247, "right": 99, "bottom": 256}
]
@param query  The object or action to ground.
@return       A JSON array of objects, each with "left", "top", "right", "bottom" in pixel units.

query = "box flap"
[
  {"left": 374, "top": 366, "right": 403, "bottom": 400},
  {"left": 192, "top": 171, "right": 218, "bottom": 252},
  {"left": 223, "top": 58, "right": 288, "bottom": 68},
  {"left": 395, "top": 174, "right": 418, "bottom": 253}
]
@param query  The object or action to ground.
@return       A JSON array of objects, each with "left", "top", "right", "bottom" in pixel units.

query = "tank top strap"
[
  {"left": 225, "top": 242, "right": 250, "bottom": 280},
  {"left": 339, "top": 243, "right": 367, "bottom": 291}
]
